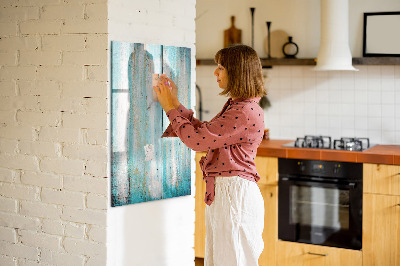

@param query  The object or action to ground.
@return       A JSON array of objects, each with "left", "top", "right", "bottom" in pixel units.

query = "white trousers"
[{"left": 205, "top": 176, "right": 264, "bottom": 266}]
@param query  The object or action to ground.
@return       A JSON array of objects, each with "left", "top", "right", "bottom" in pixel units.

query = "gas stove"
[{"left": 283, "top": 135, "right": 373, "bottom": 151}]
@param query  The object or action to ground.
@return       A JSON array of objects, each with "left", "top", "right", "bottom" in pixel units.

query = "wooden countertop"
[{"left": 256, "top": 139, "right": 400, "bottom": 165}]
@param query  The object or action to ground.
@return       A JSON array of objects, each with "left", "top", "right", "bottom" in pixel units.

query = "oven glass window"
[{"left": 290, "top": 186, "right": 349, "bottom": 230}]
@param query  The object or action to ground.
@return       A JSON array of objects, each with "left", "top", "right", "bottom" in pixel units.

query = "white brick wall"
[
  {"left": 64, "top": 222, "right": 85, "bottom": 239},
  {"left": 1, "top": 0, "right": 198, "bottom": 264},
  {"left": 40, "top": 249, "right": 85, "bottom": 266},
  {"left": 0, "top": 0, "right": 108, "bottom": 265},
  {"left": 0, "top": 226, "right": 17, "bottom": 243},
  {"left": 42, "top": 219, "right": 64, "bottom": 236}
]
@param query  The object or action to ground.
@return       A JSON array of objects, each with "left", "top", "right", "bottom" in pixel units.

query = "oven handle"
[{"left": 280, "top": 177, "right": 357, "bottom": 189}]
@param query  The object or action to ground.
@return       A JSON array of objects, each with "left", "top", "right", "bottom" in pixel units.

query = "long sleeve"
[
  {"left": 161, "top": 103, "right": 203, "bottom": 138},
  {"left": 164, "top": 97, "right": 264, "bottom": 206},
  {"left": 165, "top": 106, "right": 249, "bottom": 152}
]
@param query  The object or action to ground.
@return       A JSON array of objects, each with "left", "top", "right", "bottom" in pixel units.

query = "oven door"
[{"left": 278, "top": 176, "right": 362, "bottom": 250}]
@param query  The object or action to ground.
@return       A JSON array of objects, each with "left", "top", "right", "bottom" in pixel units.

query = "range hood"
[{"left": 314, "top": 0, "right": 358, "bottom": 71}]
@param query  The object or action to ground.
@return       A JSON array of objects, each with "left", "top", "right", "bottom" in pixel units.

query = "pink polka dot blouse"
[{"left": 161, "top": 97, "right": 265, "bottom": 205}]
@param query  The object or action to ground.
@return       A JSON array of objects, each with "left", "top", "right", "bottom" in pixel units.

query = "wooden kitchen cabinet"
[
  {"left": 195, "top": 152, "right": 207, "bottom": 258},
  {"left": 363, "top": 163, "right": 400, "bottom": 266},
  {"left": 363, "top": 193, "right": 400, "bottom": 266},
  {"left": 364, "top": 163, "right": 400, "bottom": 196},
  {"left": 276, "top": 241, "right": 362, "bottom": 266},
  {"left": 255, "top": 156, "right": 278, "bottom": 186},
  {"left": 256, "top": 156, "right": 278, "bottom": 266},
  {"left": 258, "top": 184, "right": 278, "bottom": 266}
]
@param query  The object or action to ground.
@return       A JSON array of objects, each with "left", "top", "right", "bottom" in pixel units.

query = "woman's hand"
[
  {"left": 153, "top": 76, "right": 175, "bottom": 113},
  {"left": 160, "top": 75, "right": 180, "bottom": 108}
]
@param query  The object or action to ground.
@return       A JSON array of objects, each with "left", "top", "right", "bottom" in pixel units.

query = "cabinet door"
[
  {"left": 259, "top": 185, "right": 278, "bottom": 266},
  {"left": 277, "top": 241, "right": 362, "bottom": 266},
  {"left": 255, "top": 156, "right": 278, "bottom": 186},
  {"left": 364, "top": 164, "right": 400, "bottom": 196},
  {"left": 195, "top": 152, "right": 207, "bottom": 258},
  {"left": 363, "top": 193, "right": 400, "bottom": 266}
]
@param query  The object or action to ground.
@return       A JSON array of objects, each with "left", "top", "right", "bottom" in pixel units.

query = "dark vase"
[{"left": 282, "top": 36, "right": 299, "bottom": 58}]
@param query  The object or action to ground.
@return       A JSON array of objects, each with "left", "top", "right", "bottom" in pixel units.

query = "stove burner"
[
  {"left": 295, "top": 135, "right": 332, "bottom": 149},
  {"left": 333, "top": 137, "right": 370, "bottom": 151},
  {"left": 286, "top": 136, "right": 372, "bottom": 151}
]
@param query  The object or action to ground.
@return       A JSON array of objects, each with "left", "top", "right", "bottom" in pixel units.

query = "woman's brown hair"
[{"left": 214, "top": 44, "right": 266, "bottom": 99}]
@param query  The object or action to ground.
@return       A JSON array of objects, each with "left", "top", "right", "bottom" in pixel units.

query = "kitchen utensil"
[
  {"left": 250, "top": 7, "right": 255, "bottom": 48},
  {"left": 266, "top": 21, "right": 272, "bottom": 58},
  {"left": 224, "top": 16, "right": 242, "bottom": 48}
]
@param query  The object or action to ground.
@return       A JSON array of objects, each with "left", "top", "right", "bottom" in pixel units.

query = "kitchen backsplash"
[{"left": 196, "top": 65, "right": 400, "bottom": 145}]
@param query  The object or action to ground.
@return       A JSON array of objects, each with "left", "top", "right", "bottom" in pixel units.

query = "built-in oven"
[{"left": 278, "top": 158, "right": 363, "bottom": 250}]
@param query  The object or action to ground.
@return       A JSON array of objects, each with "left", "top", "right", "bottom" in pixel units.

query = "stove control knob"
[
  {"left": 297, "top": 161, "right": 305, "bottom": 171},
  {"left": 334, "top": 164, "right": 341, "bottom": 174}
]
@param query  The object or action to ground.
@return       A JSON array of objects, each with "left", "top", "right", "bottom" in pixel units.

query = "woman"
[{"left": 154, "top": 44, "right": 266, "bottom": 266}]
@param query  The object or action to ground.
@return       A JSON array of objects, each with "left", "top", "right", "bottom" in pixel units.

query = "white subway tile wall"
[{"left": 196, "top": 65, "right": 400, "bottom": 145}]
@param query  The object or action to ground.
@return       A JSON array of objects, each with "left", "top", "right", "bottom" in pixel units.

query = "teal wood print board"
[{"left": 111, "top": 41, "right": 191, "bottom": 207}]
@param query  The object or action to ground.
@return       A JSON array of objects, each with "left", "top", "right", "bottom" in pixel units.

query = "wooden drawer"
[
  {"left": 277, "top": 241, "right": 362, "bottom": 266},
  {"left": 364, "top": 164, "right": 400, "bottom": 196}
]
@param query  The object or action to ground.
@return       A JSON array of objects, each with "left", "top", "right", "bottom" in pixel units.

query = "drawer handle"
[{"left": 307, "top": 252, "right": 328, "bottom": 256}]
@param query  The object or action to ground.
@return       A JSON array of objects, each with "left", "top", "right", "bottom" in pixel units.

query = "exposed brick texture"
[
  {"left": 0, "top": 0, "right": 197, "bottom": 264},
  {"left": 0, "top": 1, "right": 108, "bottom": 264}
]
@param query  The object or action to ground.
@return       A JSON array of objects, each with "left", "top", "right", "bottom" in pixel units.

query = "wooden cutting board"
[{"left": 224, "top": 16, "right": 242, "bottom": 48}]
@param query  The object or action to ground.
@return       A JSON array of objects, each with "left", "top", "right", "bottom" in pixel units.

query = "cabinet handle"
[{"left": 307, "top": 252, "right": 328, "bottom": 256}]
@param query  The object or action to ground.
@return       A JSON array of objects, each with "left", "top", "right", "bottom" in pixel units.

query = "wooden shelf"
[
  {"left": 195, "top": 58, "right": 315, "bottom": 69},
  {"left": 352, "top": 57, "right": 400, "bottom": 65},
  {"left": 196, "top": 57, "right": 400, "bottom": 67},
  {"left": 260, "top": 58, "right": 316, "bottom": 67}
]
